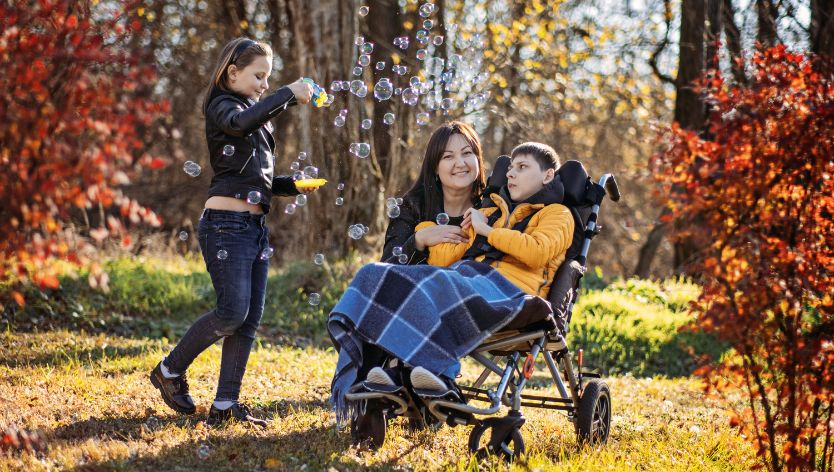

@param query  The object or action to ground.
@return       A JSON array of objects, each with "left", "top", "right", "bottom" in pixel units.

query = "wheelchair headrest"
[
  {"left": 556, "top": 160, "right": 590, "bottom": 207},
  {"left": 484, "top": 155, "right": 511, "bottom": 195}
]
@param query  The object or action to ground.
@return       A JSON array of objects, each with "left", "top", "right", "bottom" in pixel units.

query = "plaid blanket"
[{"left": 328, "top": 260, "right": 541, "bottom": 421}]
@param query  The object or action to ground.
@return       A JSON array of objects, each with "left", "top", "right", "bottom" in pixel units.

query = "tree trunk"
[
  {"left": 756, "top": 0, "right": 778, "bottom": 48},
  {"left": 722, "top": 0, "right": 747, "bottom": 84},
  {"left": 811, "top": 0, "right": 834, "bottom": 68}
]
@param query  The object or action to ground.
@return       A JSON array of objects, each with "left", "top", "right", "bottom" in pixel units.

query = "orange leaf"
[{"left": 11, "top": 291, "right": 25, "bottom": 307}]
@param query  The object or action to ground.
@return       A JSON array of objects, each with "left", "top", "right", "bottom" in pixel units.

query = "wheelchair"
[{"left": 345, "top": 158, "right": 621, "bottom": 460}]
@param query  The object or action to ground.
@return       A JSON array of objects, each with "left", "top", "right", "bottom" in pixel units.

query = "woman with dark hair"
[{"left": 381, "top": 121, "right": 487, "bottom": 264}]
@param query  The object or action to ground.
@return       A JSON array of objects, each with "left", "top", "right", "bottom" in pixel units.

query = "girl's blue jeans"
[{"left": 165, "top": 209, "right": 270, "bottom": 402}]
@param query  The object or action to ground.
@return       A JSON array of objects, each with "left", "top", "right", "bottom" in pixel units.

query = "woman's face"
[
  {"left": 436, "top": 133, "right": 480, "bottom": 192},
  {"left": 228, "top": 55, "right": 272, "bottom": 101}
]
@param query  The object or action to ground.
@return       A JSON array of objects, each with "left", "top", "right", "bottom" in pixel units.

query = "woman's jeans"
[{"left": 165, "top": 209, "right": 270, "bottom": 402}]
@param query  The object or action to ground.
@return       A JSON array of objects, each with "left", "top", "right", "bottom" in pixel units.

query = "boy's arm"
[
  {"left": 415, "top": 222, "right": 474, "bottom": 266},
  {"left": 486, "top": 204, "right": 574, "bottom": 269}
]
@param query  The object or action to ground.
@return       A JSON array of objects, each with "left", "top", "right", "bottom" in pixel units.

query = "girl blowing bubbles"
[{"left": 150, "top": 37, "right": 317, "bottom": 427}]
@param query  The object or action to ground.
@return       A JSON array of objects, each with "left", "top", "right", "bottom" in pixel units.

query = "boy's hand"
[
  {"left": 465, "top": 208, "right": 492, "bottom": 237},
  {"left": 288, "top": 78, "right": 313, "bottom": 104}
]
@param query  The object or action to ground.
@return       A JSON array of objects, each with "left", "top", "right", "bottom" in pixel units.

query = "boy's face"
[
  {"left": 506, "top": 154, "right": 554, "bottom": 201},
  {"left": 228, "top": 55, "right": 272, "bottom": 101}
]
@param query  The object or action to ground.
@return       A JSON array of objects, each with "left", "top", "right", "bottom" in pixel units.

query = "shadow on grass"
[{"left": 0, "top": 344, "right": 151, "bottom": 370}]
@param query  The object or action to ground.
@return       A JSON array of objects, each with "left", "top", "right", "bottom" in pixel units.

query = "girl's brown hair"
[
  {"left": 202, "top": 37, "right": 273, "bottom": 113},
  {"left": 404, "top": 121, "right": 486, "bottom": 219}
]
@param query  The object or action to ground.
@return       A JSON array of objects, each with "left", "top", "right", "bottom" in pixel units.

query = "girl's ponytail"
[{"left": 202, "top": 37, "right": 273, "bottom": 114}]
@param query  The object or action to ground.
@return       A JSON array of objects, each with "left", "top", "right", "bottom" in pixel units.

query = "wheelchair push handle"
[{"left": 599, "top": 173, "right": 620, "bottom": 202}]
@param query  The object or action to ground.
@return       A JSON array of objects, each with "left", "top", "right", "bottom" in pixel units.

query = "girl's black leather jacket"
[{"left": 204, "top": 86, "right": 299, "bottom": 212}]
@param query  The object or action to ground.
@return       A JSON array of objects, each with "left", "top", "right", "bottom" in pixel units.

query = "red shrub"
[{"left": 652, "top": 46, "right": 834, "bottom": 471}]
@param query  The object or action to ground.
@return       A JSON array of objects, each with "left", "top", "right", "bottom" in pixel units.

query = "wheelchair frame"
[{"left": 345, "top": 171, "right": 620, "bottom": 460}]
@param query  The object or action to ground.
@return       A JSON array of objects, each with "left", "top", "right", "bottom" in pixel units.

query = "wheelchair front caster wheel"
[
  {"left": 467, "top": 423, "right": 525, "bottom": 462},
  {"left": 350, "top": 403, "right": 387, "bottom": 450},
  {"left": 576, "top": 379, "right": 611, "bottom": 444}
]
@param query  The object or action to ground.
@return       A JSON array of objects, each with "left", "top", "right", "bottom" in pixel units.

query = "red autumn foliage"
[
  {"left": 652, "top": 46, "right": 834, "bottom": 471},
  {"left": 0, "top": 0, "right": 168, "bottom": 293}
]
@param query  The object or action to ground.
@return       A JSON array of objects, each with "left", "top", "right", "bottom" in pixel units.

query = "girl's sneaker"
[
  {"left": 149, "top": 362, "right": 196, "bottom": 414},
  {"left": 206, "top": 403, "right": 268, "bottom": 428}
]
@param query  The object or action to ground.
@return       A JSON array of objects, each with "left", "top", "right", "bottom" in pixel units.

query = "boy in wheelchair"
[{"left": 328, "top": 142, "right": 575, "bottom": 421}]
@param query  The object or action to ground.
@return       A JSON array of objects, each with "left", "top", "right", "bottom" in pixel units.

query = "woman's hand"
[
  {"left": 464, "top": 208, "right": 492, "bottom": 237},
  {"left": 288, "top": 78, "right": 313, "bottom": 104},
  {"left": 415, "top": 224, "right": 469, "bottom": 250}
]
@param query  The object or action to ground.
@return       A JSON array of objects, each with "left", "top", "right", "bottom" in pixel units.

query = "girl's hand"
[
  {"left": 288, "top": 78, "right": 313, "bottom": 104},
  {"left": 298, "top": 186, "right": 317, "bottom": 194},
  {"left": 415, "top": 224, "right": 469, "bottom": 250}
]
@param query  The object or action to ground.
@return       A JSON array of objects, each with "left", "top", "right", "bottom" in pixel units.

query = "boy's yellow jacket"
[{"left": 415, "top": 192, "right": 574, "bottom": 297}]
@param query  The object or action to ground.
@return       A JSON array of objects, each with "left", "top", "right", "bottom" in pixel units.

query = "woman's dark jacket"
[{"left": 204, "top": 86, "right": 300, "bottom": 212}]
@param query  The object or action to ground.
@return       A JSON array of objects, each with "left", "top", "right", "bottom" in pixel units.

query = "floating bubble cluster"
[
  {"left": 303, "top": 166, "right": 318, "bottom": 178},
  {"left": 349, "top": 142, "right": 371, "bottom": 158},
  {"left": 386, "top": 197, "right": 402, "bottom": 218},
  {"left": 348, "top": 224, "right": 368, "bottom": 240},
  {"left": 334, "top": 109, "right": 347, "bottom": 127},
  {"left": 183, "top": 161, "right": 201, "bottom": 177},
  {"left": 393, "top": 36, "right": 409, "bottom": 50}
]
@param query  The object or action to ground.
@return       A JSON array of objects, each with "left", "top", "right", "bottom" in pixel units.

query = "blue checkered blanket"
[{"left": 328, "top": 260, "right": 536, "bottom": 421}]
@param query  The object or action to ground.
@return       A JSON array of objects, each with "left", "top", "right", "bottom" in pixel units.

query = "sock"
[
  {"left": 159, "top": 358, "right": 180, "bottom": 379},
  {"left": 212, "top": 400, "right": 235, "bottom": 410}
]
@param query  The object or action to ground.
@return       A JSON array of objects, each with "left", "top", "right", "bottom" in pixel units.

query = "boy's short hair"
[{"left": 510, "top": 142, "right": 560, "bottom": 171}]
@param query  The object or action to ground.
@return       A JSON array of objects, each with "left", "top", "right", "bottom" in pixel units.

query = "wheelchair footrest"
[
  {"left": 360, "top": 382, "right": 406, "bottom": 395},
  {"left": 413, "top": 387, "right": 461, "bottom": 402}
]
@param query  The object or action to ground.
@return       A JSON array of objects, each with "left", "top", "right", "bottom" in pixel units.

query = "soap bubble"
[
  {"left": 432, "top": 35, "right": 444, "bottom": 46},
  {"left": 396, "top": 197, "right": 403, "bottom": 205},
  {"left": 308, "top": 292, "right": 321, "bottom": 305},
  {"left": 352, "top": 66, "right": 363, "bottom": 76},
  {"left": 348, "top": 224, "right": 364, "bottom": 240},
  {"left": 340, "top": 80, "right": 350, "bottom": 90},
  {"left": 354, "top": 35, "right": 364, "bottom": 46},
  {"left": 358, "top": 5, "right": 369, "bottom": 16},
  {"left": 419, "top": 3, "right": 435, "bottom": 17},
  {"left": 416, "top": 112, "right": 430, "bottom": 126},
  {"left": 392, "top": 246, "right": 403, "bottom": 256},
  {"left": 362, "top": 224, "right": 370, "bottom": 234},
  {"left": 360, "top": 42, "right": 374, "bottom": 54},
  {"left": 179, "top": 231, "right": 188, "bottom": 241},
  {"left": 295, "top": 194, "right": 307, "bottom": 206},
  {"left": 426, "top": 57, "right": 444, "bottom": 76},
  {"left": 349, "top": 142, "right": 371, "bottom": 158},
  {"left": 358, "top": 54, "right": 371, "bottom": 67},
  {"left": 247, "top": 191, "right": 262, "bottom": 205},
  {"left": 394, "top": 87, "right": 402, "bottom": 95},
  {"left": 373, "top": 78, "right": 393, "bottom": 101},
  {"left": 335, "top": 197, "right": 344, "bottom": 206},
  {"left": 386, "top": 197, "right": 398, "bottom": 208},
  {"left": 222, "top": 145, "right": 235, "bottom": 156},
  {"left": 260, "top": 247, "right": 274, "bottom": 260},
  {"left": 350, "top": 81, "right": 365, "bottom": 95},
  {"left": 337, "top": 182, "right": 345, "bottom": 191},
  {"left": 409, "top": 76, "right": 421, "bottom": 88},
  {"left": 292, "top": 170, "right": 305, "bottom": 181},
  {"left": 440, "top": 97, "right": 456, "bottom": 110},
  {"left": 323, "top": 94, "right": 335, "bottom": 106},
  {"left": 436, "top": 212, "right": 450, "bottom": 225},
  {"left": 183, "top": 160, "right": 201, "bottom": 177},
  {"left": 401, "top": 87, "right": 419, "bottom": 106},
  {"left": 361, "top": 119, "right": 372, "bottom": 130},
  {"left": 298, "top": 151, "right": 307, "bottom": 161},
  {"left": 375, "top": 61, "right": 386, "bottom": 70},
  {"left": 398, "top": 254, "right": 408, "bottom": 264},
  {"left": 334, "top": 115, "right": 346, "bottom": 127},
  {"left": 197, "top": 444, "right": 210, "bottom": 460},
  {"left": 393, "top": 36, "right": 409, "bottom": 50},
  {"left": 313, "top": 253, "right": 325, "bottom": 265},
  {"left": 290, "top": 161, "right": 300, "bottom": 171},
  {"left": 423, "top": 19, "right": 434, "bottom": 29},
  {"left": 303, "top": 166, "right": 318, "bottom": 178},
  {"left": 217, "top": 249, "right": 228, "bottom": 260},
  {"left": 285, "top": 203, "right": 297, "bottom": 214},
  {"left": 387, "top": 206, "right": 401, "bottom": 218},
  {"left": 331, "top": 81, "right": 342, "bottom": 92},
  {"left": 440, "top": 70, "right": 454, "bottom": 83},
  {"left": 415, "top": 30, "right": 428, "bottom": 42},
  {"left": 383, "top": 112, "right": 395, "bottom": 125},
  {"left": 355, "top": 86, "right": 368, "bottom": 98},
  {"left": 416, "top": 49, "right": 427, "bottom": 60}
]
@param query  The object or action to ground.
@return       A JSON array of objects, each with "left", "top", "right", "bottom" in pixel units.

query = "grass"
[
  {"left": 1, "top": 330, "right": 756, "bottom": 471},
  {"left": 0, "top": 257, "right": 752, "bottom": 470}
]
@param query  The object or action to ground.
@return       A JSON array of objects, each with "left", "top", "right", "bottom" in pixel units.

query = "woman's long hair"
[
  {"left": 404, "top": 121, "right": 486, "bottom": 220},
  {"left": 201, "top": 37, "right": 273, "bottom": 114}
]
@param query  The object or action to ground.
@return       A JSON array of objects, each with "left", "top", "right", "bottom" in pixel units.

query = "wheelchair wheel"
[
  {"left": 576, "top": 379, "right": 611, "bottom": 444},
  {"left": 467, "top": 423, "right": 525, "bottom": 462},
  {"left": 350, "top": 402, "right": 387, "bottom": 449}
]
